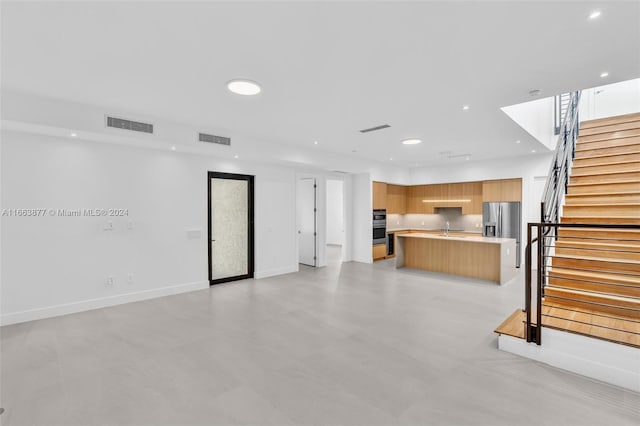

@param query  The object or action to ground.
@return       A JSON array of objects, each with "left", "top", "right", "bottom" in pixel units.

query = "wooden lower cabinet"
[{"left": 373, "top": 244, "right": 387, "bottom": 260}]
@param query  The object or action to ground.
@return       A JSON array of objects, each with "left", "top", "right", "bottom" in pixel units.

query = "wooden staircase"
[
  {"left": 543, "top": 112, "right": 640, "bottom": 346},
  {"left": 496, "top": 112, "right": 640, "bottom": 347}
]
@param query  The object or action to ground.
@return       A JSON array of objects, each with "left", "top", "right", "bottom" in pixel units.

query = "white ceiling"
[{"left": 2, "top": 1, "right": 639, "bottom": 167}]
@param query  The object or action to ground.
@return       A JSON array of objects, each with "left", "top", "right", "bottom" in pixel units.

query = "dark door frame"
[{"left": 207, "top": 171, "right": 255, "bottom": 285}]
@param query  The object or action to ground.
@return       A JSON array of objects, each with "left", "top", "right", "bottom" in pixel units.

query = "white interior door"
[
  {"left": 209, "top": 174, "right": 253, "bottom": 283},
  {"left": 298, "top": 178, "right": 316, "bottom": 266}
]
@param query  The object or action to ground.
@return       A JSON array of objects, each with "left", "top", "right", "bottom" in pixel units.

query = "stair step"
[
  {"left": 569, "top": 170, "right": 640, "bottom": 185},
  {"left": 578, "top": 120, "right": 640, "bottom": 137},
  {"left": 562, "top": 203, "right": 640, "bottom": 217},
  {"left": 580, "top": 120, "right": 640, "bottom": 137},
  {"left": 573, "top": 152, "right": 640, "bottom": 166},
  {"left": 554, "top": 245, "right": 640, "bottom": 262},
  {"left": 494, "top": 309, "right": 525, "bottom": 339},
  {"left": 557, "top": 227, "right": 640, "bottom": 241},
  {"left": 577, "top": 128, "right": 640, "bottom": 145},
  {"left": 571, "top": 160, "right": 640, "bottom": 176},
  {"left": 552, "top": 253, "right": 640, "bottom": 273},
  {"left": 565, "top": 191, "right": 640, "bottom": 204},
  {"left": 544, "top": 287, "right": 640, "bottom": 319},
  {"left": 580, "top": 112, "right": 640, "bottom": 129},
  {"left": 549, "top": 266, "right": 640, "bottom": 286},
  {"left": 574, "top": 139, "right": 640, "bottom": 158},
  {"left": 561, "top": 216, "right": 640, "bottom": 225},
  {"left": 541, "top": 302, "right": 640, "bottom": 347},
  {"left": 567, "top": 180, "right": 640, "bottom": 194}
]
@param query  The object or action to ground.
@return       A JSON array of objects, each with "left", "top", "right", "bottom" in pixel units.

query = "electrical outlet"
[
  {"left": 127, "top": 273, "right": 134, "bottom": 284},
  {"left": 106, "top": 276, "right": 115, "bottom": 286}
]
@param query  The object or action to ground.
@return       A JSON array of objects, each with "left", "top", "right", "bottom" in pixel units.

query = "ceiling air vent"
[
  {"left": 199, "top": 133, "right": 231, "bottom": 146},
  {"left": 106, "top": 116, "right": 154, "bottom": 134},
  {"left": 359, "top": 124, "right": 390, "bottom": 133}
]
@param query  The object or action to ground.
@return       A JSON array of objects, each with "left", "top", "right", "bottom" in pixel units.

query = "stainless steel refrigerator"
[{"left": 482, "top": 202, "right": 522, "bottom": 267}]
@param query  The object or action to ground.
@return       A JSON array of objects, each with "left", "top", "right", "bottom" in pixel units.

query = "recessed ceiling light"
[
  {"left": 588, "top": 10, "right": 602, "bottom": 20},
  {"left": 600, "top": 71, "right": 609, "bottom": 78},
  {"left": 171, "top": 146, "right": 176, "bottom": 151},
  {"left": 465, "top": 156, "right": 470, "bottom": 161},
  {"left": 314, "top": 141, "right": 318, "bottom": 145},
  {"left": 227, "top": 79, "right": 261, "bottom": 96},
  {"left": 462, "top": 105, "right": 470, "bottom": 111},
  {"left": 389, "top": 157, "right": 393, "bottom": 161},
  {"left": 234, "top": 154, "right": 239, "bottom": 159},
  {"left": 516, "top": 140, "right": 521, "bottom": 144},
  {"left": 402, "top": 138, "right": 422, "bottom": 145},
  {"left": 70, "top": 132, "right": 77, "bottom": 138},
  {"left": 531, "top": 149, "right": 536, "bottom": 153}
]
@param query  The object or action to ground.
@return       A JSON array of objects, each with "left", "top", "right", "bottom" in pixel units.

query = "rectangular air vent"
[
  {"left": 199, "top": 133, "right": 231, "bottom": 146},
  {"left": 359, "top": 124, "right": 390, "bottom": 133},
  {"left": 106, "top": 116, "right": 154, "bottom": 134}
]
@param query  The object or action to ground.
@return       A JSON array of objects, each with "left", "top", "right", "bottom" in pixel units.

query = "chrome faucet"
[{"left": 445, "top": 221, "right": 450, "bottom": 236}]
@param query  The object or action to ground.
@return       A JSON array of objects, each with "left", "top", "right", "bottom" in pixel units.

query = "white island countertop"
[{"left": 396, "top": 233, "right": 515, "bottom": 245}]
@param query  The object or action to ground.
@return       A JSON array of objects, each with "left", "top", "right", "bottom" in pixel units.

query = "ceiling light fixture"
[
  {"left": 227, "top": 79, "right": 261, "bottom": 96},
  {"left": 588, "top": 10, "right": 602, "bottom": 20},
  {"left": 531, "top": 149, "right": 536, "bottom": 153},
  {"left": 462, "top": 105, "right": 470, "bottom": 111},
  {"left": 70, "top": 132, "right": 77, "bottom": 138},
  {"left": 314, "top": 141, "right": 318, "bottom": 145},
  {"left": 171, "top": 146, "right": 176, "bottom": 151},
  {"left": 516, "top": 140, "right": 521, "bottom": 144},
  {"left": 423, "top": 199, "right": 471, "bottom": 203},
  {"left": 402, "top": 138, "right": 422, "bottom": 145},
  {"left": 600, "top": 71, "right": 609, "bottom": 78},
  {"left": 234, "top": 154, "right": 239, "bottom": 159},
  {"left": 389, "top": 157, "right": 393, "bottom": 161}
]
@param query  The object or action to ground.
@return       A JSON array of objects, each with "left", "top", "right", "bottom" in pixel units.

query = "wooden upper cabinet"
[
  {"left": 406, "top": 185, "right": 423, "bottom": 213},
  {"left": 462, "top": 181, "right": 483, "bottom": 214},
  {"left": 500, "top": 178, "right": 522, "bottom": 202},
  {"left": 482, "top": 178, "right": 522, "bottom": 202},
  {"left": 386, "top": 184, "right": 407, "bottom": 214},
  {"left": 372, "top": 181, "right": 387, "bottom": 210}
]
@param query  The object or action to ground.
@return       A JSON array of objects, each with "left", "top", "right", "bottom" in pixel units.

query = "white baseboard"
[
  {"left": 0, "top": 280, "right": 208, "bottom": 326},
  {"left": 499, "top": 328, "right": 640, "bottom": 392},
  {"left": 254, "top": 265, "right": 298, "bottom": 279}
]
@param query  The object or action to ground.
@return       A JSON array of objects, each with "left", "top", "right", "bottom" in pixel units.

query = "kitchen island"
[{"left": 396, "top": 233, "right": 517, "bottom": 284}]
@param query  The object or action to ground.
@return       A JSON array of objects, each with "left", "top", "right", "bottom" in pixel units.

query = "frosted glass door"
[{"left": 209, "top": 176, "right": 251, "bottom": 282}]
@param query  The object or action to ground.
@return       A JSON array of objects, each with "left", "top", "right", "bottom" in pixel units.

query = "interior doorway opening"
[{"left": 297, "top": 178, "right": 317, "bottom": 267}]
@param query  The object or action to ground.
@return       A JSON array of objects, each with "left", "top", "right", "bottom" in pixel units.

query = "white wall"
[
  {"left": 352, "top": 173, "right": 373, "bottom": 263},
  {"left": 501, "top": 96, "right": 557, "bottom": 150},
  {"left": 579, "top": 78, "right": 640, "bottom": 121},
  {"left": 326, "top": 180, "right": 344, "bottom": 245},
  {"left": 0, "top": 130, "right": 303, "bottom": 324}
]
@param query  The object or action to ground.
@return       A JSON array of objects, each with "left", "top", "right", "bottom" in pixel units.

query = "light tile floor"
[{"left": 1, "top": 247, "right": 638, "bottom": 425}]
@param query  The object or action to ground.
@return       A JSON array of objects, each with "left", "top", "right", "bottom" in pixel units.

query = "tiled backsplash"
[{"left": 387, "top": 208, "right": 483, "bottom": 233}]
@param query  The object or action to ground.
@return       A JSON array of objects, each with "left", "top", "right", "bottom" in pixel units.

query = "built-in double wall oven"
[{"left": 373, "top": 209, "right": 387, "bottom": 245}]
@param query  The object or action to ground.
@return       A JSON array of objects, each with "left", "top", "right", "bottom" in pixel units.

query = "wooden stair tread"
[
  {"left": 580, "top": 112, "right": 640, "bottom": 129},
  {"left": 568, "top": 179, "right": 640, "bottom": 186},
  {"left": 566, "top": 191, "right": 640, "bottom": 197},
  {"left": 561, "top": 202, "right": 640, "bottom": 207},
  {"left": 543, "top": 300, "right": 640, "bottom": 323},
  {"left": 555, "top": 240, "right": 640, "bottom": 250},
  {"left": 570, "top": 169, "right": 640, "bottom": 177},
  {"left": 540, "top": 303, "right": 640, "bottom": 347},
  {"left": 548, "top": 267, "right": 640, "bottom": 286},
  {"left": 578, "top": 121, "right": 640, "bottom": 137},
  {"left": 573, "top": 151, "right": 640, "bottom": 161},
  {"left": 546, "top": 286, "right": 640, "bottom": 302},
  {"left": 494, "top": 309, "right": 526, "bottom": 339},
  {"left": 572, "top": 159, "right": 640, "bottom": 169},
  {"left": 552, "top": 253, "right": 640, "bottom": 265}
]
